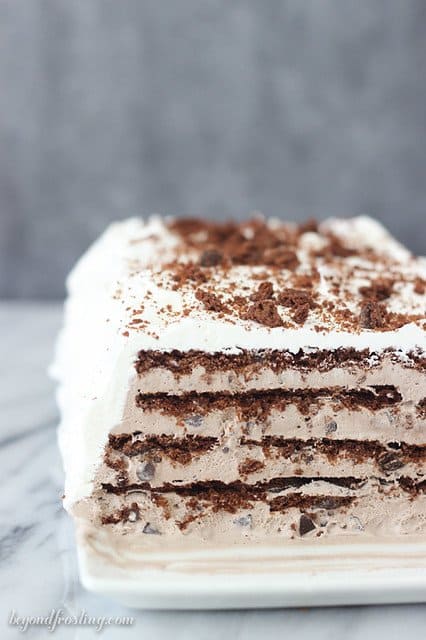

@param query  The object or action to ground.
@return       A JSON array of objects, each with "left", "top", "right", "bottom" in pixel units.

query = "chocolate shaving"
[{"left": 299, "top": 514, "right": 316, "bottom": 536}]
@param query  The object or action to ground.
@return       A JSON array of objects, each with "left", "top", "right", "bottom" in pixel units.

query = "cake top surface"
[{"left": 68, "top": 215, "right": 425, "bottom": 353}]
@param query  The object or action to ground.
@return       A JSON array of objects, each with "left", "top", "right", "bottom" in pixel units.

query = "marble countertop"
[{"left": 1, "top": 301, "right": 425, "bottom": 639}]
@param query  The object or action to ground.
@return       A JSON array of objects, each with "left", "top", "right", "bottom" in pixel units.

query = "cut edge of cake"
[{"left": 51, "top": 215, "right": 426, "bottom": 545}]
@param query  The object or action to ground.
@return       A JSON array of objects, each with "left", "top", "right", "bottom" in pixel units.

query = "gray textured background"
[{"left": 1, "top": 0, "right": 425, "bottom": 299}]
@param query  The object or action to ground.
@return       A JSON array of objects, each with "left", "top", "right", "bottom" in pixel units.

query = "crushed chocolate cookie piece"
[
  {"left": 278, "top": 288, "right": 313, "bottom": 308},
  {"left": 170, "top": 262, "right": 207, "bottom": 288},
  {"left": 199, "top": 248, "right": 223, "bottom": 267},
  {"left": 277, "top": 288, "right": 314, "bottom": 325},
  {"left": 359, "top": 301, "right": 387, "bottom": 329},
  {"left": 359, "top": 278, "right": 394, "bottom": 301},
  {"left": 263, "top": 247, "right": 299, "bottom": 269},
  {"left": 244, "top": 300, "right": 283, "bottom": 327},
  {"left": 230, "top": 240, "right": 263, "bottom": 265},
  {"left": 250, "top": 281, "right": 274, "bottom": 301},
  {"left": 292, "top": 274, "right": 314, "bottom": 289},
  {"left": 299, "top": 514, "right": 316, "bottom": 536},
  {"left": 292, "top": 302, "right": 310, "bottom": 325},
  {"left": 324, "top": 234, "right": 357, "bottom": 258},
  {"left": 414, "top": 278, "right": 426, "bottom": 295},
  {"left": 195, "top": 289, "right": 228, "bottom": 313}
]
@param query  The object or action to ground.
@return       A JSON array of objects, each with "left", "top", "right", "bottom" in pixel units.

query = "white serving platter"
[{"left": 78, "top": 538, "right": 426, "bottom": 609}]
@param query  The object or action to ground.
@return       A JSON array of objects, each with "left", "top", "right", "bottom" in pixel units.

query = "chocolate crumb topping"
[
  {"left": 244, "top": 300, "right": 283, "bottom": 327},
  {"left": 199, "top": 248, "right": 223, "bottom": 267},
  {"left": 277, "top": 287, "right": 315, "bottom": 325},
  {"left": 359, "top": 301, "right": 387, "bottom": 329},
  {"left": 250, "top": 281, "right": 274, "bottom": 301},
  {"left": 277, "top": 288, "right": 313, "bottom": 308},
  {"left": 121, "top": 216, "right": 425, "bottom": 336},
  {"left": 263, "top": 247, "right": 299, "bottom": 269},
  {"left": 170, "top": 262, "right": 207, "bottom": 288},
  {"left": 414, "top": 278, "right": 426, "bottom": 295},
  {"left": 195, "top": 289, "right": 228, "bottom": 313},
  {"left": 292, "top": 302, "right": 310, "bottom": 325},
  {"left": 359, "top": 278, "right": 394, "bottom": 301}
]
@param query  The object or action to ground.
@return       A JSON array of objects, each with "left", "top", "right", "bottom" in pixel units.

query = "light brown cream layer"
[
  {"left": 134, "top": 356, "right": 424, "bottom": 399},
  {"left": 118, "top": 403, "right": 425, "bottom": 445}
]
